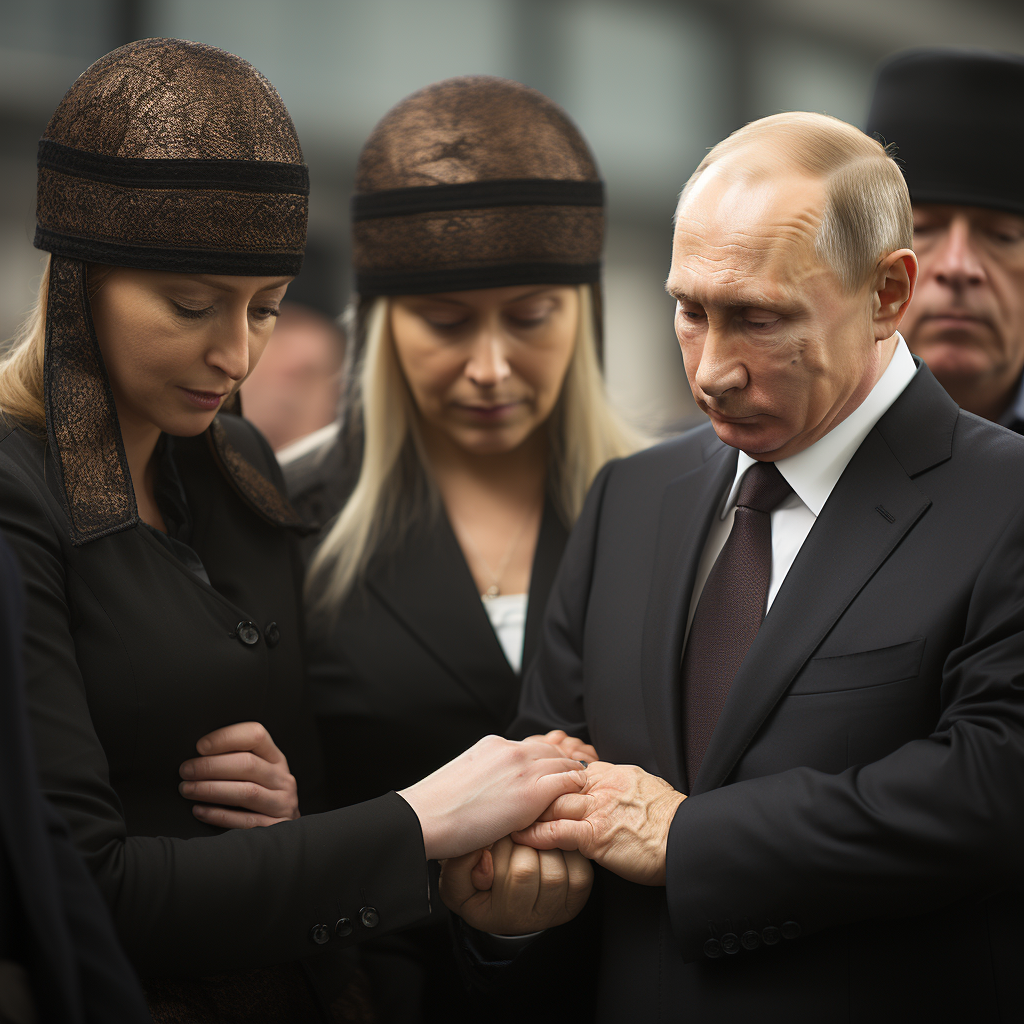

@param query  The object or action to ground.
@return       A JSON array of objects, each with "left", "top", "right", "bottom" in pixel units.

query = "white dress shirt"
[
  {"left": 685, "top": 337, "right": 918, "bottom": 640},
  {"left": 482, "top": 592, "right": 528, "bottom": 673}
]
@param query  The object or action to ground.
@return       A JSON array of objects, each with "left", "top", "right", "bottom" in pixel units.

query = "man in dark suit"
[
  {"left": 867, "top": 49, "right": 1024, "bottom": 432},
  {"left": 0, "top": 532, "right": 152, "bottom": 1024},
  {"left": 442, "top": 111, "right": 1024, "bottom": 1022}
]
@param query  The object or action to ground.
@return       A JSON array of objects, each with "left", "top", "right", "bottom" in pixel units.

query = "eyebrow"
[
  {"left": 418, "top": 287, "right": 557, "bottom": 307},
  {"left": 192, "top": 275, "right": 293, "bottom": 293},
  {"left": 666, "top": 286, "right": 796, "bottom": 312}
]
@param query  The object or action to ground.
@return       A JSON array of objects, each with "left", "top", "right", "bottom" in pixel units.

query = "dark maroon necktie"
[{"left": 681, "top": 461, "right": 793, "bottom": 789}]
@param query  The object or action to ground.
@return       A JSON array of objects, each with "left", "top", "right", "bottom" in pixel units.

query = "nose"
[
  {"left": 206, "top": 309, "right": 251, "bottom": 382},
  {"left": 464, "top": 329, "right": 511, "bottom": 388},
  {"left": 693, "top": 326, "right": 748, "bottom": 400},
  {"left": 930, "top": 216, "right": 986, "bottom": 290}
]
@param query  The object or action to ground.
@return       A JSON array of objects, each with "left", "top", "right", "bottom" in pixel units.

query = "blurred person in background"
[
  {"left": 241, "top": 244, "right": 347, "bottom": 465},
  {"left": 287, "top": 76, "right": 642, "bottom": 1021},
  {"left": 0, "top": 42, "right": 588, "bottom": 1023},
  {"left": 867, "top": 49, "right": 1024, "bottom": 431}
]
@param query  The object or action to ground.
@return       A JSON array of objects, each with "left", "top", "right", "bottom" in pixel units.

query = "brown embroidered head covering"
[
  {"left": 34, "top": 38, "right": 308, "bottom": 544},
  {"left": 351, "top": 75, "right": 604, "bottom": 296}
]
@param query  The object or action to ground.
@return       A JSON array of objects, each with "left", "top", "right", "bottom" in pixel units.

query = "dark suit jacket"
[
  {"left": 305, "top": 501, "right": 568, "bottom": 808},
  {"left": 0, "top": 415, "right": 429, "bottom": 984},
  {"left": 0, "top": 534, "right": 152, "bottom": 1024},
  {"left": 511, "top": 366, "right": 1024, "bottom": 1023}
]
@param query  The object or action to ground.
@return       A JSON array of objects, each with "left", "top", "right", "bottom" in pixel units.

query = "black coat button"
[
  {"left": 235, "top": 621, "right": 260, "bottom": 645},
  {"left": 762, "top": 925, "right": 781, "bottom": 946},
  {"left": 335, "top": 917, "right": 353, "bottom": 938},
  {"left": 265, "top": 621, "right": 281, "bottom": 648},
  {"left": 360, "top": 906, "right": 379, "bottom": 929},
  {"left": 781, "top": 920, "right": 801, "bottom": 940},
  {"left": 310, "top": 924, "right": 330, "bottom": 945},
  {"left": 720, "top": 932, "right": 740, "bottom": 955},
  {"left": 703, "top": 938, "right": 723, "bottom": 959},
  {"left": 741, "top": 930, "right": 761, "bottom": 951}
]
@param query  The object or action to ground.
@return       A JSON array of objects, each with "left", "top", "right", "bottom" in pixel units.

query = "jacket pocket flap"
[{"left": 789, "top": 637, "right": 926, "bottom": 695}]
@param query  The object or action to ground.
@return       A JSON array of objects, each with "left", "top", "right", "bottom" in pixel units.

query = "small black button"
[
  {"left": 265, "top": 621, "right": 281, "bottom": 648},
  {"left": 762, "top": 925, "right": 781, "bottom": 946},
  {"left": 310, "top": 923, "right": 330, "bottom": 945},
  {"left": 720, "top": 932, "right": 740, "bottom": 955},
  {"left": 703, "top": 938, "right": 723, "bottom": 959},
  {"left": 235, "top": 621, "right": 260, "bottom": 645},
  {"left": 781, "top": 920, "right": 801, "bottom": 940},
  {"left": 360, "top": 906, "right": 379, "bottom": 929},
  {"left": 335, "top": 917, "right": 353, "bottom": 938},
  {"left": 741, "top": 929, "right": 761, "bottom": 951}
]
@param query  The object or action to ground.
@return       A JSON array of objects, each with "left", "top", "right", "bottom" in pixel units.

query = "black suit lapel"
[
  {"left": 641, "top": 438, "right": 737, "bottom": 791},
  {"left": 523, "top": 499, "right": 569, "bottom": 672},
  {"left": 367, "top": 511, "right": 519, "bottom": 725},
  {"left": 692, "top": 366, "right": 956, "bottom": 795}
]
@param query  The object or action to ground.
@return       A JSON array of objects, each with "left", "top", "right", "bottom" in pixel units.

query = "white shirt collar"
[{"left": 721, "top": 335, "right": 917, "bottom": 519}]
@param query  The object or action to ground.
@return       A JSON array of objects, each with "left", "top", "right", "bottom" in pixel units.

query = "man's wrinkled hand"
[
  {"left": 521, "top": 729, "right": 599, "bottom": 765},
  {"left": 440, "top": 836, "right": 593, "bottom": 935},
  {"left": 512, "top": 761, "right": 686, "bottom": 886}
]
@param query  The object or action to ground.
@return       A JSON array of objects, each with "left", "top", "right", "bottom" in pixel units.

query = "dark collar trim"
[
  {"left": 352, "top": 179, "right": 604, "bottom": 221},
  {"left": 38, "top": 139, "right": 309, "bottom": 196}
]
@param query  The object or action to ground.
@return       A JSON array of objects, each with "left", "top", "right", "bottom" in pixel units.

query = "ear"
[{"left": 871, "top": 248, "right": 918, "bottom": 341}]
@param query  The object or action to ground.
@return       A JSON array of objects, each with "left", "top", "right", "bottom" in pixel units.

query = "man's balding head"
[
  {"left": 677, "top": 112, "right": 912, "bottom": 292},
  {"left": 667, "top": 112, "right": 917, "bottom": 461}
]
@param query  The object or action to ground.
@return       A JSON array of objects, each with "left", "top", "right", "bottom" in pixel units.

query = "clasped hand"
[{"left": 179, "top": 721, "right": 299, "bottom": 828}]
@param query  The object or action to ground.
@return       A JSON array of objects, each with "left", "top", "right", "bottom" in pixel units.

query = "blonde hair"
[
  {"left": 0, "top": 257, "right": 49, "bottom": 432},
  {"left": 679, "top": 111, "right": 913, "bottom": 291},
  {"left": 308, "top": 284, "right": 643, "bottom": 609}
]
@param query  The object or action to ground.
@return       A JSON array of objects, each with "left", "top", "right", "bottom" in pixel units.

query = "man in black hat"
[{"left": 867, "top": 48, "right": 1024, "bottom": 431}]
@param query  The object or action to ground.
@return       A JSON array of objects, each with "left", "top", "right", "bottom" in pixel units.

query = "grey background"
[{"left": 3, "top": 0, "right": 1023, "bottom": 429}]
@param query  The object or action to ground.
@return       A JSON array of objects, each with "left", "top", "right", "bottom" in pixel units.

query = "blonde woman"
[{"left": 287, "top": 77, "right": 642, "bottom": 1022}]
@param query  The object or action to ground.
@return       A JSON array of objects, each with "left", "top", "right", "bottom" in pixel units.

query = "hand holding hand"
[
  {"left": 398, "top": 735, "right": 588, "bottom": 860},
  {"left": 440, "top": 836, "right": 593, "bottom": 935},
  {"left": 521, "top": 729, "right": 598, "bottom": 765},
  {"left": 513, "top": 761, "right": 685, "bottom": 885},
  {"left": 179, "top": 721, "right": 299, "bottom": 829}
]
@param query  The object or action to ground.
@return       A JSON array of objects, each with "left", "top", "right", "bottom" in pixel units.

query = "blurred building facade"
[{"left": 3, "top": 0, "right": 1024, "bottom": 430}]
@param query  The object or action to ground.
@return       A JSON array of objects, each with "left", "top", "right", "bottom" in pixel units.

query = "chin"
[
  {"left": 157, "top": 411, "right": 220, "bottom": 438},
  {"left": 710, "top": 419, "right": 788, "bottom": 456}
]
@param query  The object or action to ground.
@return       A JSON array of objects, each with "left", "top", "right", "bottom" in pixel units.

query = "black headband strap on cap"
[
  {"left": 352, "top": 179, "right": 604, "bottom": 220},
  {"left": 37, "top": 140, "right": 310, "bottom": 195}
]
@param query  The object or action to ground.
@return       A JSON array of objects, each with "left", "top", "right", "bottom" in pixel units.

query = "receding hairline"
[{"left": 674, "top": 111, "right": 913, "bottom": 292}]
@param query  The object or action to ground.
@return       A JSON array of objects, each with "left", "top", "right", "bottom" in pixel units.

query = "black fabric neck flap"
[
  {"left": 43, "top": 256, "right": 139, "bottom": 545},
  {"left": 38, "top": 139, "right": 309, "bottom": 195},
  {"left": 352, "top": 179, "right": 604, "bottom": 221},
  {"left": 355, "top": 259, "right": 601, "bottom": 297}
]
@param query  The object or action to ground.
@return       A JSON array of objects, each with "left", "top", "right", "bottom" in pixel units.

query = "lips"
[{"left": 179, "top": 386, "right": 228, "bottom": 411}]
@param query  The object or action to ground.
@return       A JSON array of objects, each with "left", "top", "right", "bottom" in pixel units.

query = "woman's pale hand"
[
  {"left": 439, "top": 836, "right": 593, "bottom": 935},
  {"left": 521, "top": 728, "right": 598, "bottom": 764},
  {"left": 179, "top": 721, "right": 300, "bottom": 829},
  {"left": 397, "top": 735, "right": 588, "bottom": 860}
]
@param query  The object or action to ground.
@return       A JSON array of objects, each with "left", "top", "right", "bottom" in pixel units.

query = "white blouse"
[{"left": 482, "top": 593, "right": 529, "bottom": 673}]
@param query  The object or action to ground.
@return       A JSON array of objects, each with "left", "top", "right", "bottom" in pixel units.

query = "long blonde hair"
[
  {"left": 308, "top": 284, "right": 643, "bottom": 609},
  {"left": 0, "top": 256, "right": 50, "bottom": 431}
]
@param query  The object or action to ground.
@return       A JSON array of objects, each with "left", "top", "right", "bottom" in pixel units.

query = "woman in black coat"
[
  {"left": 290, "top": 77, "right": 640, "bottom": 1021},
  {"left": 0, "top": 41, "right": 588, "bottom": 1023}
]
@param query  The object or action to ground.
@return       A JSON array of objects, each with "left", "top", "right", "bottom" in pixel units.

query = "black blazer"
[
  {"left": 305, "top": 500, "right": 568, "bottom": 808},
  {"left": 0, "top": 534, "right": 152, "bottom": 1024},
  {"left": 511, "top": 365, "right": 1024, "bottom": 1023},
  {"left": 0, "top": 416, "right": 429, "bottom": 984}
]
